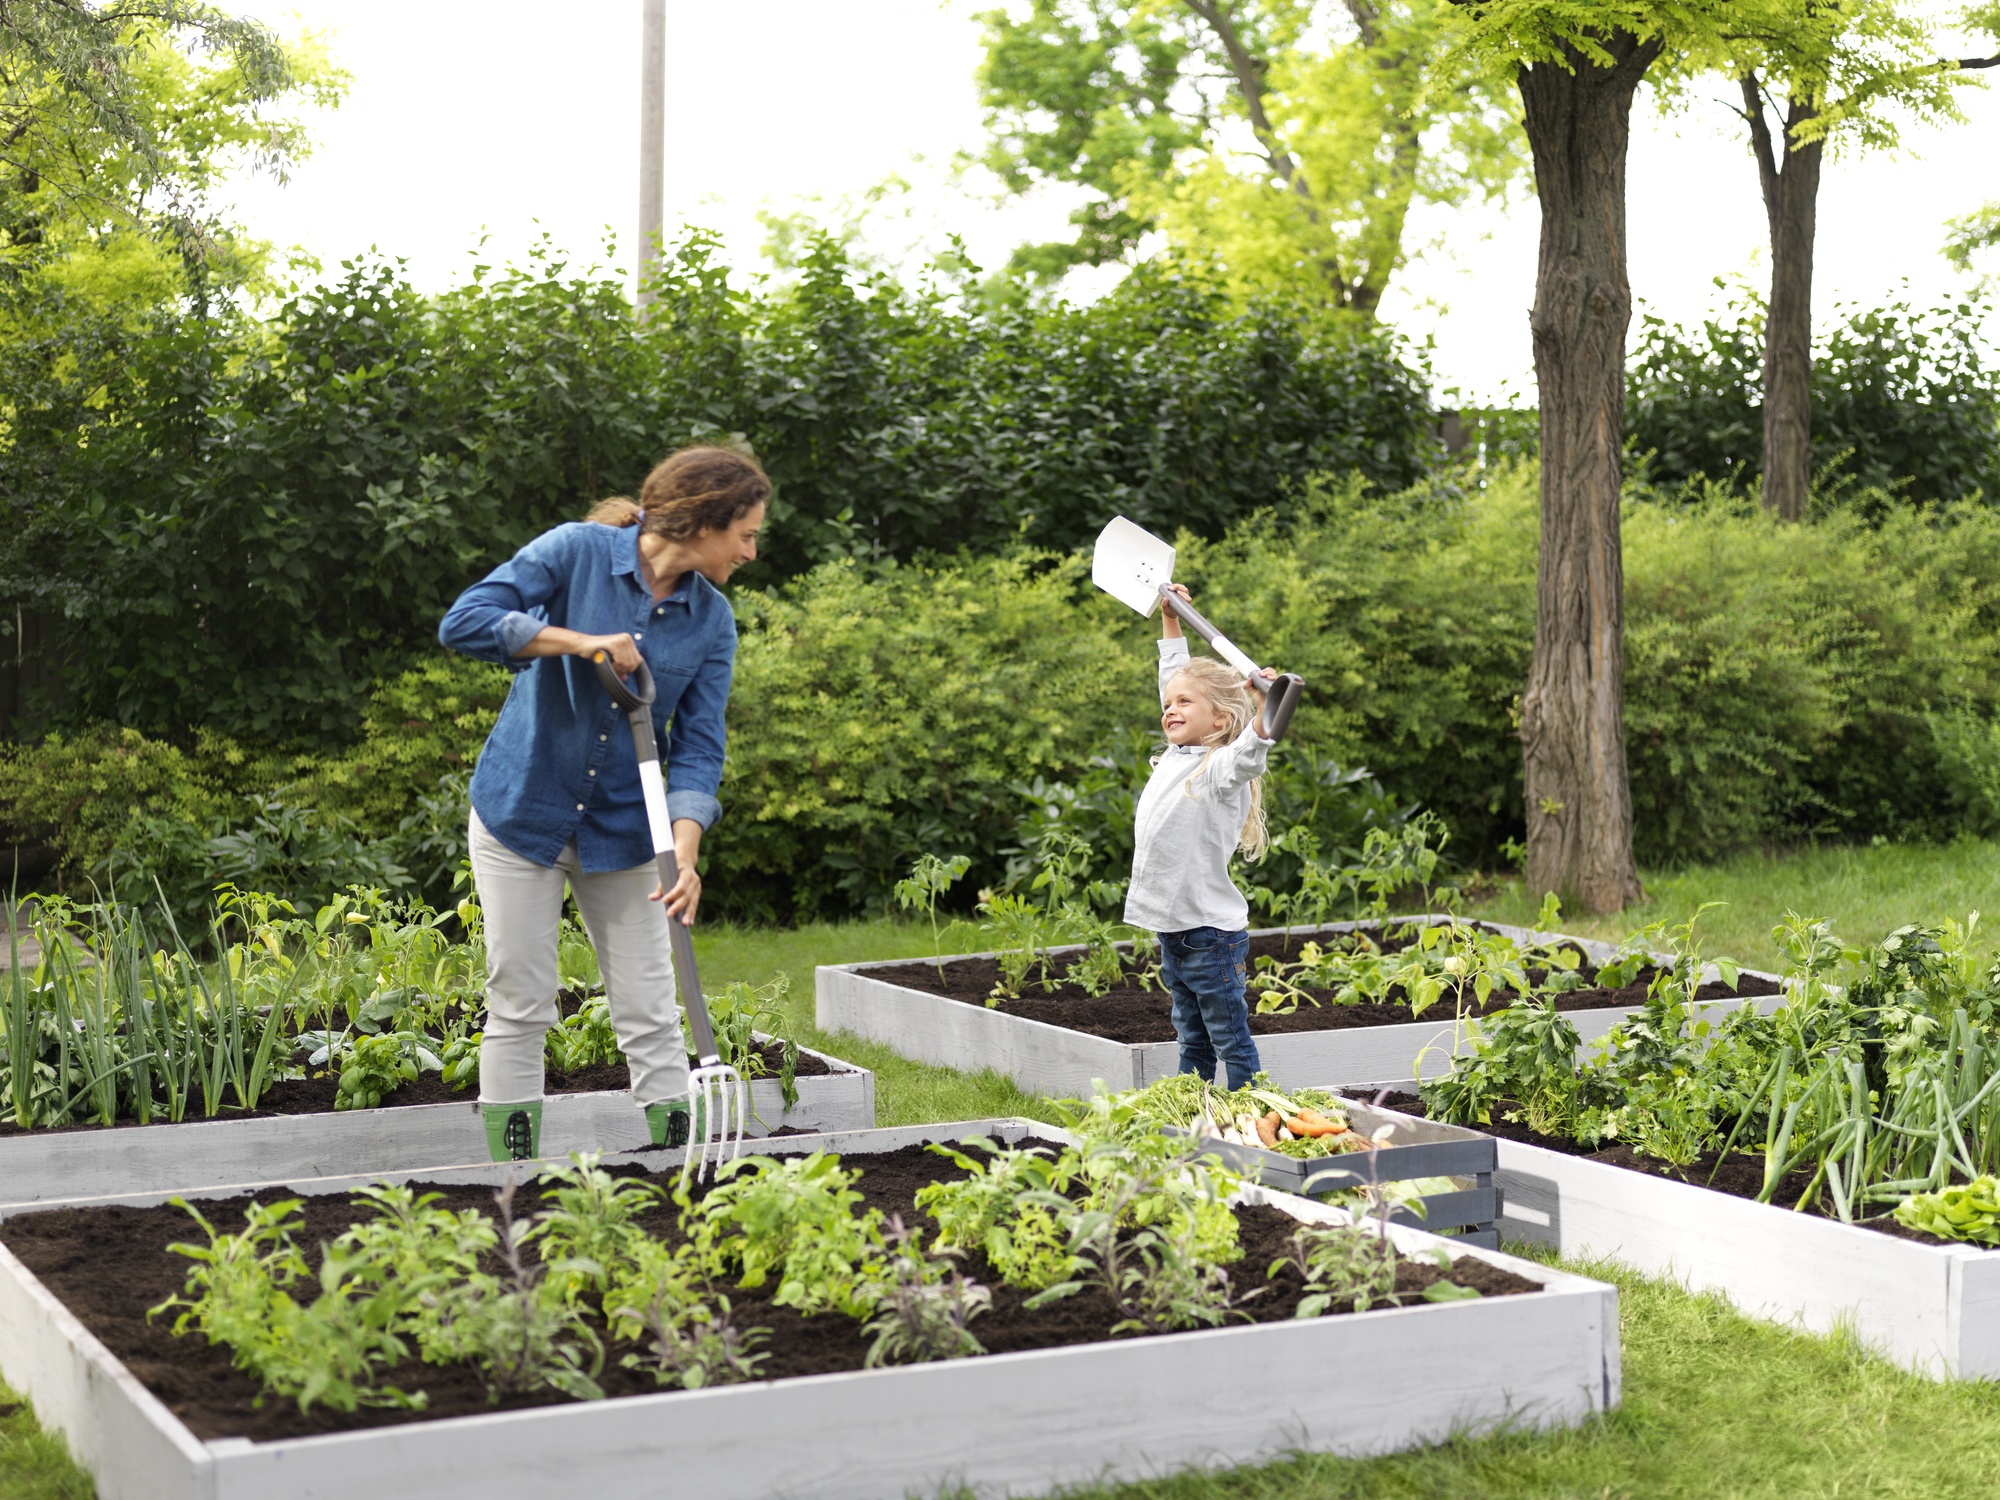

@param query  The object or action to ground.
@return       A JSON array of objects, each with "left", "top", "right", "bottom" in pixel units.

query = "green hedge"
[
  {"left": 1, "top": 236, "right": 1431, "bottom": 742},
  {"left": 1625, "top": 291, "right": 2000, "bottom": 507},
  {"left": 14, "top": 466, "right": 2000, "bottom": 918}
]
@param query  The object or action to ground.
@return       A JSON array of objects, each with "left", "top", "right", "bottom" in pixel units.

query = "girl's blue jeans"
[{"left": 1160, "top": 926, "right": 1262, "bottom": 1090}]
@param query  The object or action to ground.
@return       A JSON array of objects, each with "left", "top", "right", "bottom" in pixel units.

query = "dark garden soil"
[
  {"left": 0, "top": 1041, "right": 831, "bottom": 1139},
  {"left": 1343, "top": 1089, "right": 1989, "bottom": 1252},
  {"left": 0, "top": 1142, "right": 1542, "bottom": 1441},
  {"left": 874, "top": 927, "right": 1781, "bottom": 1045}
]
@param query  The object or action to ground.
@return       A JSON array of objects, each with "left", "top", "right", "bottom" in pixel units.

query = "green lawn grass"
[
  {"left": 1464, "top": 837, "right": 2000, "bottom": 971},
  {"left": 0, "top": 1383, "right": 90, "bottom": 1500},
  {"left": 9, "top": 839, "right": 2000, "bottom": 1498}
]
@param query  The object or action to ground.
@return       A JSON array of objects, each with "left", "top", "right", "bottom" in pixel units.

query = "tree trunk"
[
  {"left": 1742, "top": 76, "right": 1822, "bottom": 522},
  {"left": 1516, "top": 33, "right": 1656, "bottom": 915}
]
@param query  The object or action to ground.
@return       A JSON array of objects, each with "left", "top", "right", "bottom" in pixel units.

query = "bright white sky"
[{"left": 220, "top": 1, "right": 2000, "bottom": 405}]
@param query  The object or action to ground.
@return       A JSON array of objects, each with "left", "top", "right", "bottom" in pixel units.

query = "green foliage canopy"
[
  {"left": 0, "top": 232, "right": 1433, "bottom": 740},
  {"left": 975, "top": 0, "right": 1524, "bottom": 312},
  {"left": 21, "top": 467, "right": 2000, "bottom": 918},
  {"left": 1625, "top": 289, "right": 2000, "bottom": 508},
  {"left": 0, "top": 2, "right": 344, "bottom": 309}
]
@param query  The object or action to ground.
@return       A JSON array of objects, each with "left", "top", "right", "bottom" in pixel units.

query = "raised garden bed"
[
  {"left": 818, "top": 918, "right": 1782, "bottom": 1097},
  {"left": 1341, "top": 1086, "right": 2000, "bottom": 1380},
  {"left": 1493, "top": 1135, "right": 2000, "bottom": 1379},
  {"left": 0, "top": 1040, "right": 873, "bottom": 1209},
  {"left": 0, "top": 1119, "right": 1618, "bottom": 1500}
]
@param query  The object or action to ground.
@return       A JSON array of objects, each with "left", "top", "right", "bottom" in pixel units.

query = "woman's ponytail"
[{"left": 585, "top": 496, "right": 642, "bottom": 527}]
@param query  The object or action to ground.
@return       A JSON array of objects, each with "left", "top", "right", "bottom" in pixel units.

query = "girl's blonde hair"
[{"left": 1165, "top": 657, "right": 1269, "bottom": 861}]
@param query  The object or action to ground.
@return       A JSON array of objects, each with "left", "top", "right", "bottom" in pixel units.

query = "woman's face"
[
  {"left": 688, "top": 502, "right": 766, "bottom": 585},
  {"left": 1162, "top": 672, "right": 1228, "bottom": 747}
]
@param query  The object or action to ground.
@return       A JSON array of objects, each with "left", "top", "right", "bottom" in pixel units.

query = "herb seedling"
[
  {"left": 895, "top": 852, "right": 972, "bottom": 983},
  {"left": 861, "top": 1215, "right": 992, "bottom": 1366}
]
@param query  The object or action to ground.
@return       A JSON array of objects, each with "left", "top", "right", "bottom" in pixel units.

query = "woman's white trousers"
[{"left": 468, "top": 809, "right": 690, "bottom": 1107}]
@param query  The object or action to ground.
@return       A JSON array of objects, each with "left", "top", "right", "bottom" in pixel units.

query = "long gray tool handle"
[
  {"left": 1160, "top": 589, "right": 1260, "bottom": 678},
  {"left": 1159, "top": 588, "right": 1306, "bottom": 742},
  {"left": 628, "top": 728, "right": 721, "bottom": 1065},
  {"left": 595, "top": 651, "right": 723, "bottom": 1065}
]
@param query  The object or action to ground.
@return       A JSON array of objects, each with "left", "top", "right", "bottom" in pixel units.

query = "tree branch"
[
  {"left": 1343, "top": 0, "right": 1382, "bottom": 49},
  {"left": 1959, "top": 53, "right": 2000, "bottom": 69},
  {"left": 1739, "top": 71, "right": 1781, "bottom": 222}
]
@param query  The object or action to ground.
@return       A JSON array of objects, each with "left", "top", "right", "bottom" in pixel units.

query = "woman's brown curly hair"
[{"left": 586, "top": 446, "right": 770, "bottom": 538}]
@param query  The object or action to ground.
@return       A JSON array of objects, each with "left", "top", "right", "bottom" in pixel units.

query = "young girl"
[{"left": 1124, "top": 583, "right": 1276, "bottom": 1090}]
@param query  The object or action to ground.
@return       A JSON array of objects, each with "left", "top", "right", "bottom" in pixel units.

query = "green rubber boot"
[
  {"left": 644, "top": 1099, "right": 701, "bottom": 1148},
  {"left": 481, "top": 1100, "right": 544, "bottom": 1162}
]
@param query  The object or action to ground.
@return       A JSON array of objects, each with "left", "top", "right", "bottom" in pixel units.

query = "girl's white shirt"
[{"left": 1123, "top": 638, "right": 1274, "bottom": 935}]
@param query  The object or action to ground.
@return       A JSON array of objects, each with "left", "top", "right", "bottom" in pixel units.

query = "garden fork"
[{"left": 593, "top": 652, "right": 747, "bottom": 1183}]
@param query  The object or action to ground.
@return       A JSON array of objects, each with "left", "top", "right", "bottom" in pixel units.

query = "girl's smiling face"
[{"left": 1162, "top": 672, "right": 1228, "bottom": 746}]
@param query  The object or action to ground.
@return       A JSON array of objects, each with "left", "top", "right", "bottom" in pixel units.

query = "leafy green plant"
[
  {"left": 1271, "top": 1220, "right": 1400, "bottom": 1318},
  {"left": 532, "top": 1155, "right": 663, "bottom": 1303},
  {"left": 152, "top": 1197, "right": 429, "bottom": 1414},
  {"left": 695, "top": 1151, "right": 885, "bottom": 1317},
  {"left": 1061, "top": 907, "right": 1137, "bottom": 998},
  {"left": 975, "top": 893, "right": 1050, "bottom": 1003},
  {"left": 546, "top": 996, "right": 622, "bottom": 1075},
  {"left": 418, "top": 1177, "right": 606, "bottom": 1404},
  {"left": 336, "top": 1031, "right": 441, "bottom": 1111},
  {"left": 918, "top": 1139, "right": 1081, "bottom": 1292},
  {"left": 616, "top": 1286, "right": 769, "bottom": 1391},
  {"left": 440, "top": 1030, "right": 482, "bottom": 1091},
  {"left": 708, "top": 977, "right": 801, "bottom": 1110},
  {"left": 894, "top": 852, "right": 971, "bottom": 982},
  {"left": 1894, "top": 1177, "right": 2000, "bottom": 1247},
  {"left": 1026, "top": 1150, "right": 1252, "bottom": 1336}
]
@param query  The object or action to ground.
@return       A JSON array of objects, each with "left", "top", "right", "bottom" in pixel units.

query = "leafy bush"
[
  {"left": 24, "top": 465, "right": 2000, "bottom": 920},
  {"left": 713, "top": 550, "right": 1152, "bottom": 919},
  {"left": 1626, "top": 289, "right": 2000, "bottom": 508},
  {"left": 0, "top": 726, "right": 229, "bottom": 888},
  {"left": 0, "top": 657, "right": 500, "bottom": 914}
]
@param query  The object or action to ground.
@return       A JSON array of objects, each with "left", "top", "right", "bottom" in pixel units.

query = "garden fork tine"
[{"left": 593, "top": 652, "right": 748, "bottom": 1184}]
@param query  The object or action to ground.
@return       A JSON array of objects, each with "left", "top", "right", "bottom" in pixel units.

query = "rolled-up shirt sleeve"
[
  {"left": 1157, "top": 636, "right": 1190, "bottom": 696},
  {"left": 1210, "top": 722, "right": 1276, "bottom": 792},
  {"left": 659, "top": 639, "right": 735, "bottom": 831},
  {"left": 439, "top": 529, "right": 571, "bottom": 667}
]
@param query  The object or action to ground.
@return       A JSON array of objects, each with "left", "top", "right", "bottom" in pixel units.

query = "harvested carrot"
[
  {"left": 1284, "top": 1113, "right": 1341, "bottom": 1139},
  {"left": 1293, "top": 1108, "right": 1342, "bottom": 1133},
  {"left": 1256, "top": 1111, "right": 1281, "bottom": 1147}
]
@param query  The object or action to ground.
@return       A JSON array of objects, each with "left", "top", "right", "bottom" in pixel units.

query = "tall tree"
[
  {"left": 0, "top": 1, "right": 342, "bottom": 309},
  {"left": 1716, "top": 2, "right": 1992, "bottom": 520},
  {"left": 1443, "top": 1, "right": 1780, "bottom": 914},
  {"left": 975, "top": 0, "right": 1523, "bottom": 315}
]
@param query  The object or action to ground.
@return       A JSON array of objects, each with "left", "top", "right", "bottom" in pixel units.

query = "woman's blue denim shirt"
[{"left": 438, "top": 521, "right": 734, "bottom": 873}]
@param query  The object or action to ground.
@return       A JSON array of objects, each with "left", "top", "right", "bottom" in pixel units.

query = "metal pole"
[{"left": 637, "top": 0, "right": 666, "bottom": 314}]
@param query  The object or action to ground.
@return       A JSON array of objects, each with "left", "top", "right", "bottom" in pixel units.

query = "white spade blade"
[{"left": 1092, "top": 515, "right": 1177, "bottom": 616}]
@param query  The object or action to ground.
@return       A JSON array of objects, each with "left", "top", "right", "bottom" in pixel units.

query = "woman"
[{"left": 438, "top": 446, "right": 768, "bottom": 1161}]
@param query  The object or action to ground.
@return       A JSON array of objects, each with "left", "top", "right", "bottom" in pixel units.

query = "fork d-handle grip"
[
  {"left": 591, "top": 650, "right": 655, "bottom": 712},
  {"left": 1159, "top": 589, "right": 1260, "bottom": 680},
  {"left": 1258, "top": 673, "right": 1305, "bottom": 742}
]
